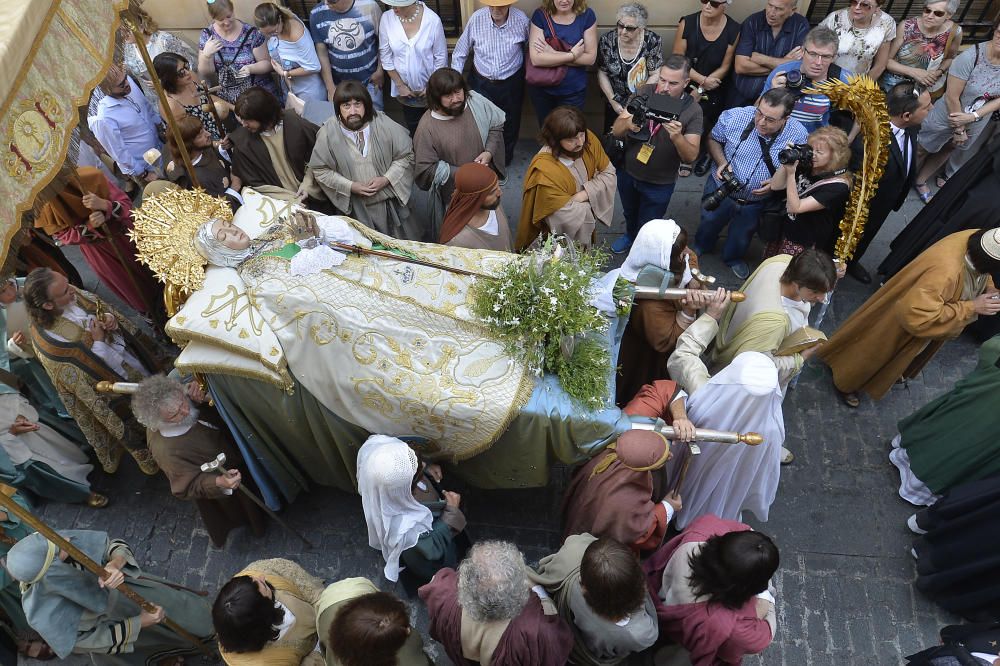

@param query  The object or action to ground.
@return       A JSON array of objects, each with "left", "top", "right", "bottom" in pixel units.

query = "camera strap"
[{"left": 758, "top": 135, "right": 777, "bottom": 176}]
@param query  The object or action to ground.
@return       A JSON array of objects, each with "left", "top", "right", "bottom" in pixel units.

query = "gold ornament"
[
  {"left": 129, "top": 189, "right": 233, "bottom": 293},
  {"left": 804, "top": 74, "right": 890, "bottom": 262}
]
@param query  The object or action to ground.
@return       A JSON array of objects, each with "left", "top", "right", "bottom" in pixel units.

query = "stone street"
[{"left": 23, "top": 139, "right": 970, "bottom": 665}]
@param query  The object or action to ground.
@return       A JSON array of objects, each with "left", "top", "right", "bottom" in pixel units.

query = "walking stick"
[
  {"left": 200, "top": 453, "right": 314, "bottom": 549},
  {"left": 0, "top": 493, "right": 214, "bottom": 657}
]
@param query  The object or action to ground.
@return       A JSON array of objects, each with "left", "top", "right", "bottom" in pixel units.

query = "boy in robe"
[
  {"left": 562, "top": 380, "right": 690, "bottom": 553},
  {"left": 529, "top": 534, "right": 659, "bottom": 665},
  {"left": 820, "top": 228, "right": 1000, "bottom": 406},
  {"left": 418, "top": 540, "right": 574, "bottom": 666},
  {"left": 6, "top": 530, "right": 215, "bottom": 663},
  {"left": 439, "top": 162, "right": 512, "bottom": 252},
  {"left": 0, "top": 485, "right": 46, "bottom": 658},
  {"left": 310, "top": 80, "right": 417, "bottom": 240},
  {"left": 131, "top": 375, "right": 266, "bottom": 548},
  {"left": 516, "top": 106, "right": 616, "bottom": 251}
]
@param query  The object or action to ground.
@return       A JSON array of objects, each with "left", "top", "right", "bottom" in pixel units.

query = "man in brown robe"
[
  {"left": 418, "top": 541, "right": 573, "bottom": 666},
  {"left": 516, "top": 106, "right": 616, "bottom": 251},
  {"left": 820, "top": 228, "right": 1000, "bottom": 405},
  {"left": 439, "top": 162, "right": 512, "bottom": 252},
  {"left": 413, "top": 68, "right": 506, "bottom": 239},
  {"left": 562, "top": 380, "right": 689, "bottom": 553},
  {"left": 131, "top": 375, "right": 265, "bottom": 548}
]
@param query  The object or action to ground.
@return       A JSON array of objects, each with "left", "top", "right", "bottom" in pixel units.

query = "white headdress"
[
  {"left": 193, "top": 219, "right": 252, "bottom": 268},
  {"left": 619, "top": 219, "right": 693, "bottom": 287}
]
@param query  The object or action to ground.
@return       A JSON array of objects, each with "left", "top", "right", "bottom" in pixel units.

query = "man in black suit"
[{"left": 847, "top": 83, "right": 932, "bottom": 284}]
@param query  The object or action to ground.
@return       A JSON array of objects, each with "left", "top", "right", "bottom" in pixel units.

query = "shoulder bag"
[{"left": 525, "top": 11, "right": 571, "bottom": 87}]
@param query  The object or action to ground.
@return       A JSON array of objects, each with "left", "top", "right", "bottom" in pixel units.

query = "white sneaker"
[
  {"left": 910, "top": 547, "right": 918, "bottom": 560},
  {"left": 907, "top": 514, "right": 927, "bottom": 535},
  {"left": 780, "top": 447, "right": 794, "bottom": 464}
]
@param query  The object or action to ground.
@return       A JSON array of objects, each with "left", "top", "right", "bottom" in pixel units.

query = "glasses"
[
  {"left": 803, "top": 48, "right": 837, "bottom": 61},
  {"left": 176, "top": 66, "right": 190, "bottom": 75},
  {"left": 616, "top": 22, "right": 640, "bottom": 32},
  {"left": 754, "top": 107, "right": 784, "bottom": 124},
  {"left": 700, "top": 0, "right": 727, "bottom": 7},
  {"left": 922, "top": 7, "right": 947, "bottom": 16},
  {"left": 849, "top": 0, "right": 875, "bottom": 9}
]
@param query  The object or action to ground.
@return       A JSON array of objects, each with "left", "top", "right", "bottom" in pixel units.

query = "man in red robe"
[{"left": 418, "top": 540, "right": 573, "bottom": 665}]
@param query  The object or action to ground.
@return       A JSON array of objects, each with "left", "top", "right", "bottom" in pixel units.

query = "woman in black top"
[
  {"left": 672, "top": 0, "right": 740, "bottom": 174},
  {"left": 764, "top": 125, "right": 853, "bottom": 258}
]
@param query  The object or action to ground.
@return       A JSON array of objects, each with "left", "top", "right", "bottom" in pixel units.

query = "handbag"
[
  {"left": 756, "top": 195, "right": 788, "bottom": 243},
  {"left": 525, "top": 11, "right": 570, "bottom": 87},
  {"left": 600, "top": 131, "right": 627, "bottom": 166}
]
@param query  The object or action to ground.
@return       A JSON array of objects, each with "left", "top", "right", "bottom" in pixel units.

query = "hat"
[
  {"left": 382, "top": 0, "right": 417, "bottom": 6},
  {"left": 981, "top": 228, "right": 1000, "bottom": 260},
  {"left": 479, "top": 0, "right": 518, "bottom": 6}
]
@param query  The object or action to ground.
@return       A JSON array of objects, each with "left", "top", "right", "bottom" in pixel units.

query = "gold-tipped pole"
[{"left": 0, "top": 493, "right": 214, "bottom": 657}]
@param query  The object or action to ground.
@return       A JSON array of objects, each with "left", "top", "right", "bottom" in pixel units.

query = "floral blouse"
[
  {"left": 820, "top": 8, "right": 897, "bottom": 75},
  {"left": 597, "top": 29, "right": 663, "bottom": 105}
]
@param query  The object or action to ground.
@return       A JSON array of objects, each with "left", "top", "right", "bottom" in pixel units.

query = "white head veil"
[
  {"left": 619, "top": 219, "right": 693, "bottom": 286},
  {"left": 676, "top": 352, "right": 785, "bottom": 528},
  {"left": 193, "top": 219, "right": 252, "bottom": 268},
  {"left": 356, "top": 435, "right": 434, "bottom": 582}
]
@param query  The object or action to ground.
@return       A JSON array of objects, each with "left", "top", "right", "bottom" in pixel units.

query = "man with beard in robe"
[
  {"left": 413, "top": 68, "right": 505, "bottom": 239},
  {"left": 516, "top": 105, "right": 616, "bottom": 251},
  {"left": 419, "top": 540, "right": 573, "bottom": 665},
  {"left": 309, "top": 80, "right": 418, "bottom": 240},
  {"left": 131, "top": 375, "right": 266, "bottom": 548},
  {"left": 439, "top": 162, "right": 512, "bottom": 251}
]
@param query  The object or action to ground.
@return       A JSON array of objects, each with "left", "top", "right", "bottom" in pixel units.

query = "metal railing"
[
  {"left": 283, "top": 0, "right": 465, "bottom": 37},
  {"left": 804, "top": 0, "right": 998, "bottom": 42}
]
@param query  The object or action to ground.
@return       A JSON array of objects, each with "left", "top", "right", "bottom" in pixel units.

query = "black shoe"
[
  {"left": 847, "top": 262, "right": 871, "bottom": 284},
  {"left": 693, "top": 154, "right": 712, "bottom": 177}
]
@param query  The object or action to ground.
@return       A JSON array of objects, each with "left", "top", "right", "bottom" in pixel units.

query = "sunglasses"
[
  {"left": 700, "top": 0, "right": 727, "bottom": 7},
  {"left": 616, "top": 21, "right": 640, "bottom": 32},
  {"left": 849, "top": 0, "right": 875, "bottom": 9},
  {"left": 922, "top": 7, "right": 947, "bottom": 16},
  {"left": 176, "top": 66, "right": 190, "bottom": 75}
]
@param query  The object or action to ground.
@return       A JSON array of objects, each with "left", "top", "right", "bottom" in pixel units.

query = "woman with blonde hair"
[
  {"left": 198, "top": 0, "right": 279, "bottom": 103},
  {"left": 253, "top": 2, "right": 326, "bottom": 102},
  {"left": 763, "top": 125, "right": 853, "bottom": 258}
]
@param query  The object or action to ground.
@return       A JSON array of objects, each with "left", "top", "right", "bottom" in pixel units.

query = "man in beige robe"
[
  {"left": 309, "top": 80, "right": 418, "bottom": 240},
  {"left": 439, "top": 162, "right": 512, "bottom": 252},
  {"left": 413, "top": 69, "right": 506, "bottom": 239}
]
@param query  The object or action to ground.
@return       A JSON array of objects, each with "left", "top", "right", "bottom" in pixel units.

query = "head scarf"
[
  {"left": 193, "top": 219, "right": 252, "bottom": 268},
  {"left": 439, "top": 162, "right": 499, "bottom": 244},
  {"left": 6, "top": 530, "right": 116, "bottom": 659},
  {"left": 35, "top": 167, "right": 109, "bottom": 236},
  {"left": 619, "top": 219, "right": 693, "bottom": 287},
  {"left": 589, "top": 430, "right": 670, "bottom": 478},
  {"left": 356, "top": 435, "right": 434, "bottom": 582}
]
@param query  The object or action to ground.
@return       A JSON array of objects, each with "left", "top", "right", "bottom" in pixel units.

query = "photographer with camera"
[
  {"left": 763, "top": 26, "right": 853, "bottom": 133},
  {"left": 691, "top": 88, "right": 808, "bottom": 279},
  {"left": 761, "top": 125, "right": 853, "bottom": 259},
  {"left": 608, "top": 56, "right": 703, "bottom": 254}
]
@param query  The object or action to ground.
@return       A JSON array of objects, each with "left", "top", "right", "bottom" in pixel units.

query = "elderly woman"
[
  {"left": 379, "top": 0, "right": 448, "bottom": 136},
  {"left": 120, "top": 7, "right": 200, "bottom": 111},
  {"left": 615, "top": 219, "right": 701, "bottom": 404},
  {"left": 155, "top": 51, "right": 229, "bottom": 141},
  {"left": 198, "top": 0, "right": 279, "bottom": 104},
  {"left": 253, "top": 3, "right": 325, "bottom": 103},
  {"left": 763, "top": 125, "right": 853, "bottom": 258},
  {"left": 527, "top": 0, "right": 598, "bottom": 126},
  {"left": 819, "top": 0, "right": 897, "bottom": 79},
  {"left": 643, "top": 514, "right": 779, "bottom": 666},
  {"left": 912, "top": 16, "right": 1000, "bottom": 202},
  {"left": 881, "top": 0, "right": 962, "bottom": 95},
  {"left": 596, "top": 3, "right": 662, "bottom": 132}
]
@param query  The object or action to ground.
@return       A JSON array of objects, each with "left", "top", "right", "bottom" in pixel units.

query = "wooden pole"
[
  {"left": 0, "top": 493, "right": 214, "bottom": 657},
  {"left": 121, "top": 12, "right": 200, "bottom": 189}
]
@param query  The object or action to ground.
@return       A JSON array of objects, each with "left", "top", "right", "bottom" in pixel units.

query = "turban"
[
  {"left": 589, "top": 429, "right": 671, "bottom": 478},
  {"left": 439, "top": 162, "right": 498, "bottom": 244}
]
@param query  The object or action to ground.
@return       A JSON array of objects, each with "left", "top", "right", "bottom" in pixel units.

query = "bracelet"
[{"left": 972, "top": 110, "right": 981, "bottom": 122}]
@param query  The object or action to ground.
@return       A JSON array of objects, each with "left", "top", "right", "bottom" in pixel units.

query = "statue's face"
[{"left": 211, "top": 220, "right": 251, "bottom": 251}]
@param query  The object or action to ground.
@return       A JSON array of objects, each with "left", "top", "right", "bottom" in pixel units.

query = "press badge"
[{"left": 636, "top": 143, "right": 655, "bottom": 164}]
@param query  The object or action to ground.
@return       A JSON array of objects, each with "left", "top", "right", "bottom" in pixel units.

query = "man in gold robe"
[
  {"left": 516, "top": 106, "right": 616, "bottom": 251},
  {"left": 820, "top": 228, "right": 1000, "bottom": 406}
]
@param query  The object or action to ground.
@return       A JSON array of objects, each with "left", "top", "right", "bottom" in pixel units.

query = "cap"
[{"left": 981, "top": 228, "right": 1000, "bottom": 260}]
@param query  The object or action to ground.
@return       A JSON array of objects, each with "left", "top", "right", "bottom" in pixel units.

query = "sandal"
[
  {"left": 87, "top": 492, "right": 109, "bottom": 508},
  {"left": 913, "top": 182, "right": 933, "bottom": 204},
  {"left": 935, "top": 174, "right": 949, "bottom": 188},
  {"left": 18, "top": 639, "right": 56, "bottom": 660},
  {"left": 836, "top": 389, "right": 860, "bottom": 408},
  {"left": 678, "top": 163, "right": 693, "bottom": 177}
]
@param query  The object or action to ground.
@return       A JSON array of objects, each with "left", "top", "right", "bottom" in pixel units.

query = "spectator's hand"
[
  {"left": 948, "top": 112, "right": 972, "bottom": 128},
  {"left": 370, "top": 67, "right": 384, "bottom": 88},
  {"left": 610, "top": 100, "right": 625, "bottom": 115},
  {"left": 664, "top": 119, "right": 683, "bottom": 138},
  {"left": 81, "top": 192, "right": 110, "bottom": 213},
  {"left": 229, "top": 173, "right": 242, "bottom": 192},
  {"left": 236, "top": 65, "right": 252, "bottom": 79},
  {"left": 705, "top": 287, "right": 731, "bottom": 320},
  {"left": 664, "top": 491, "right": 682, "bottom": 513},
  {"left": 101, "top": 313, "right": 118, "bottom": 332},
  {"left": 973, "top": 292, "right": 1000, "bottom": 316},
  {"left": 782, "top": 160, "right": 798, "bottom": 175},
  {"left": 784, "top": 46, "right": 803, "bottom": 60},
  {"left": 139, "top": 605, "right": 165, "bottom": 627},
  {"left": 215, "top": 469, "right": 241, "bottom": 490},
  {"left": 917, "top": 68, "right": 941, "bottom": 87},
  {"left": 443, "top": 490, "right": 461, "bottom": 508},
  {"left": 219, "top": 135, "right": 233, "bottom": 151},
  {"left": 770, "top": 73, "right": 788, "bottom": 90},
  {"left": 952, "top": 127, "right": 969, "bottom": 145},
  {"left": 351, "top": 180, "right": 378, "bottom": 197},
  {"left": 671, "top": 417, "right": 696, "bottom": 442},
  {"left": 326, "top": 86, "right": 337, "bottom": 103},
  {"left": 424, "top": 463, "right": 443, "bottom": 482},
  {"left": 396, "top": 82, "right": 414, "bottom": 98},
  {"left": 9, "top": 415, "right": 40, "bottom": 435},
  {"left": 532, "top": 35, "right": 555, "bottom": 53},
  {"left": 185, "top": 380, "right": 207, "bottom": 404},
  {"left": 751, "top": 179, "right": 772, "bottom": 196},
  {"left": 11, "top": 331, "right": 25, "bottom": 348},
  {"left": 270, "top": 59, "right": 286, "bottom": 78},
  {"left": 569, "top": 39, "right": 585, "bottom": 61},
  {"left": 571, "top": 190, "right": 590, "bottom": 203},
  {"left": 87, "top": 318, "right": 106, "bottom": 343},
  {"left": 87, "top": 211, "right": 107, "bottom": 229},
  {"left": 714, "top": 163, "right": 730, "bottom": 182},
  {"left": 702, "top": 76, "right": 722, "bottom": 91},
  {"left": 473, "top": 151, "right": 492, "bottom": 166},
  {"left": 612, "top": 109, "right": 640, "bottom": 136},
  {"left": 99, "top": 562, "right": 125, "bottom": 590},
  {"left": 201, "top": 37, "right": 223, "bottom": 58}
]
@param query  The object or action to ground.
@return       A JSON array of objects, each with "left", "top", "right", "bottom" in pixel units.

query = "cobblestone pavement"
[{"left": 23, "top": 141, "right": 970, "bottom": 665}]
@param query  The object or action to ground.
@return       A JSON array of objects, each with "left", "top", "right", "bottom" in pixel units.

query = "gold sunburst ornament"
[
  {"left": 804, "top": 74, "right": 891, "bottom": 262},
  {"left": 130, "top": 189, "right": 233, "bottom": 292}
]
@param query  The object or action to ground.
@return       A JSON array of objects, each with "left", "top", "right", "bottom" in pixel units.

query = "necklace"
[
  {"left": 398, "top": 4, "right": 422, "bottom": 24},
  {"left": 618, "top": 33, "right": 643, "bottom": 67}
]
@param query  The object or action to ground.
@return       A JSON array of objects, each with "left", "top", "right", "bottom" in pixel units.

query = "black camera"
[
  {"left": 626, "top": 94, "right": 685, "bottom": 140},
  {"left": 703, "top": 167, "right": 745, "bottom": 211},
  {"left": 784, "top": 69, "right": 812, "bottom": 98},
  {"left": 778, "top": 143, "right": 814, "bottom": 165}
]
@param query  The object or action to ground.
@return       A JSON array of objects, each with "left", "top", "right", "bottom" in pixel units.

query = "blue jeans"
[
  {"left": 618, "top": 169, "right": 676, "bottom": 240},
  {"left": 527, "top": 86, "right": 587, "bottom": 127},
  {"left": 694, "top": 177, "right": 764, "bottom": 266}
]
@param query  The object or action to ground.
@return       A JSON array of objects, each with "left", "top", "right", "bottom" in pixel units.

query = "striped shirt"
[
  {"left": 710, "top": 105, "right": 809, "bottom": 201},
  {"left": 310, "top": 0, "right": 382, "bottom": 84},
  {"left": 451, "top": 7, "right": 530, "bottom": 80}
]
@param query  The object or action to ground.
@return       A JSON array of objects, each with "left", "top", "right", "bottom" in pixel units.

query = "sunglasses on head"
[
  {"left": 701, "top": 0, "right": 727, "bottom": 7},
  {"left": 922, "top": 7, "right": 947, "bottom": 16},
  {"left": 616, "top": 21, "right": 640, "bottom": 32}
]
